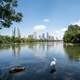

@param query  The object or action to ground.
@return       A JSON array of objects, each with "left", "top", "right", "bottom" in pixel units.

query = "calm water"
[{"left": 0, "top": 42, "right": 80, "bottom": 80}]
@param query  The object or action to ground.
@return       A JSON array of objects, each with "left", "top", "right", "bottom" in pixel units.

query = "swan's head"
[{"left": 53, "top": 58, "right": 56, "bottom": 61}]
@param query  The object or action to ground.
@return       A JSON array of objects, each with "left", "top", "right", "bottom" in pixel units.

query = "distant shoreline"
[
  {"left": 64, "top": 43, "right": 80, "bottom": 46},
  {"left": 0, "top": 40, "right": 63, "bottom": 44}
]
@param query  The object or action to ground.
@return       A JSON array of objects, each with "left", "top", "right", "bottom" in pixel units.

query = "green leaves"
[
  {"left": 63, "top": 25, "right": 80, "bottom": 43},
  {"left": 0, "top": 0, "right": 22, "bottom": 29}
]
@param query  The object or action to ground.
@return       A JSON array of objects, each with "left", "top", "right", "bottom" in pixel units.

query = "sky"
[{"left": 1, "top": 0, "right": 80, "bottom": 39}]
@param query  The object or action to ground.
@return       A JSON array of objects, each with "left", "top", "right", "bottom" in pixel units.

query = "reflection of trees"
[
  {"left": 26, "top": 42, "right": 54, "bottom": 58},
  {"left": 26, "top": 42, "right": 54, "bottom": 52},
  {"left": 64, "top": 45, "right": 80, "bottom": 61},
  {"left": 0, "top": 44, "right": 11, "bottom": 50},
  {"left": 0, "top": 43, "right": 21, "bottom": 57},
  {"left": 26, "top": 42, "right": 37, "bottom": 49},
  {"left": 11, "top": 43, "right": 21, "bottom": 57}
]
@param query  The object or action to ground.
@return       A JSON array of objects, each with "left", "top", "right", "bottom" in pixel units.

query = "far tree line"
[{"left": 63, "top": 24, "right": 80, "bottom": 43}]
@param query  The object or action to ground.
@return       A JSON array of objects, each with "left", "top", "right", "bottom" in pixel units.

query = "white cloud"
[
  {"left": 43, "top": 18, "right": 49, "bottom": 22},
  {"left": 55, "top": 31, "right": 60, "bottom": 33},
  {"left": 72, "top": 20, "right": 80, "bottom": 26},
  {"left": 55, "top": 27, "right": 67, "bottom": 34},
  {"left": 33, "top": 25, "right": 46, "bottom": 32},
  {"left": 61, "top": 28, "right": 67, "bottom": 32},
  {"left": 54, "top": 27, "right": 67, "bottom": 40}
]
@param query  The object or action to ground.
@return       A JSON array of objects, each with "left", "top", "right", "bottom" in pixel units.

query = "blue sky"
[{"left": 1, "top": 0, "right": 80, "bottom": 39}]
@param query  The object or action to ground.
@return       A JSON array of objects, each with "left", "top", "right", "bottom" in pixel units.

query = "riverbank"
[{"left": 64, "top": 43, "right": 80, "bottom": 46}]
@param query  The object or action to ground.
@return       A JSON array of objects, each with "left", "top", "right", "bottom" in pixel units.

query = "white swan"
[{"left": 50, "top": 58, "right": 56, "bottom": 66}]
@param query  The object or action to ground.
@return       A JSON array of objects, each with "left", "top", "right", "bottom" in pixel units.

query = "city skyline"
[
  {"left": 1, "top": 0, "right": 80, "bottom": 39},
  {"left": 10, "top": 27, "right": 59, "bottom": 40}
]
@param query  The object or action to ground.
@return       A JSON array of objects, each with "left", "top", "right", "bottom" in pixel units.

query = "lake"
[{"left": 0, "top": 42, "right": 80, "bottom": 80}]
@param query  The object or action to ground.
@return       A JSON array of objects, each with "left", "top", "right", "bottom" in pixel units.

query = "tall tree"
[
  {"left": 11, "top": 27, "right": 16, "bottom": 43},
  {"left": 63, "top": 24, "right": 80, "bottom": 43},
  {"left": 17, "top": 27, "right": 21, "bottom": 38},
  {"left": 0, "top": 0, "right": 22, "bottom": 29}
]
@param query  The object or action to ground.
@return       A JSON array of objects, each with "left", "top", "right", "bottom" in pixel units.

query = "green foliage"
[
  {"left": 0, "top": 35, "right": 54, "bottom": 44},
  {"left": 0, "top": 35, "right": 11, "bottom": 43},
  {"left": 0, "top": 35, "right": 22, "bottom": 43},
  {"left": 0, "top": 0, "right": 22, "bottom": 29},
  {"left": 64, "top": 44, "right": 80, "bottom": 60},
  {"left": 63, "top": 24, "right": 80, "bottom": 43}
]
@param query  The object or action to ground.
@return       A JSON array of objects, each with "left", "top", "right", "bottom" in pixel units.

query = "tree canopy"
[
  {"left": 63, "top": 24, "right": 80, "bottom": 43},
  {"left": 0, "top": 0, "right": 22, "bottom": 29}
]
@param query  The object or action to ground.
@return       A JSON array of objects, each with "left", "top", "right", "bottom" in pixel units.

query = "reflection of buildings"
[
  {"left": 11, "top": 44, "right": 21, "bottom": 57},
  {"left": 26, "top": 42, "right": 54, "bottom": 58}
]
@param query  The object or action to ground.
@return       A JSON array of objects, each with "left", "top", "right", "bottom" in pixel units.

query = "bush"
[{"left": 63, "top": 24, "right": 80, "bottom": 43}]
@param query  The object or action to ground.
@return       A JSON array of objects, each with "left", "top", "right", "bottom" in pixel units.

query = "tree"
[
  {"left": 12, "top": 27, "right": 16, "bottom": 42},
  {"left": 17, "top": 27, "right": 21, "bottom": 38},
  {"left": 0, "top": 0, "right": 22, "bottom": 29},
  {"left": 63, "top": 24, "right": 80, "bottom": 43}
]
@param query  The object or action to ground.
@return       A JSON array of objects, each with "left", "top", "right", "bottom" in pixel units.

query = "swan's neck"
[{"left": 53, "top": 58, "right": 56, "bottom": 61}]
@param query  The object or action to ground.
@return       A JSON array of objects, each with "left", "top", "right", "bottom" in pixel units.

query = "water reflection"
[
  {"left": 26, "top": 42, "right": 54, "bottom": 52},
  {"left": 0, "top": 71, "right": 13, "bottom": 80},
  {"left": 50, "top": 66, "right": 56, "bottom": 74},
  {"left": 0, "top": 42, "right": 63, "bottom": 57},
  {"left": 0, "top": 44, "right": 11, "bottom": 50},
  {"left": 0, "top": 42, "right": 55, "bottom": 57},
  {"left": 11, "top": 44, "right": 21, "bottom": 57},
  {"left": 0, "top": 42, "right": 80, "bottom": 61},
  {"left": 0, "top": 42, "right": 80, "bottom": 80},
  {"left": 64, "top": 44, "right": 80, "bottom": 61}
]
